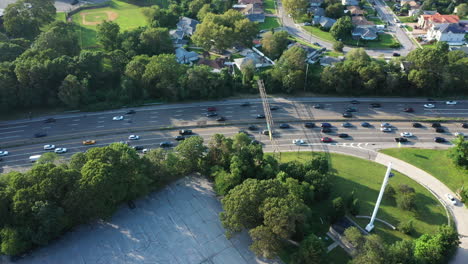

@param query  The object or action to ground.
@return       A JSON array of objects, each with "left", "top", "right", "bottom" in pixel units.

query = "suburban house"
[
  {"left": 426, "top": 23, "right": 467, "bottom": 45},
  {"left": 233, "top": 3, "right": 265, "bottom": 22},
  {"left": 320, "top": 56, "right": 344, "bottom": 67},
  {"left": 175, "top": 48, "right": 199, "bottom": 64},
  {"left": 352, "top": 26, "right": 378, "bottom": 40},
  {"left": 238, "top": 0, "right": 262, "bottom": 4},
  {"left": 308, "top": 7, "right": 325, "bottom": 17},
  {"left": 287, "top": 42, "right": 324, "bottom": 63},
  {"left": 233, "top": 48, "right": 273, "bottom": 70},
  {"left": 176, "top": 17, "right": 200, "bottom": 36},
  {"left": 449, "top": 45, "right": 468, "bottom": 55},
  {"left": 310, "top": 0, "right": 325, "bottom": 7},
  {"left": 352, "top": 16, "right": 375, "bottom": 27},
  {"left": 346, "top": 6, "right": 365, "bottom": 16},
  {"left": 342, "top": 0, "right": 359, "bottom": 6},
  {"left": 313, "top": 16, "right": 337, "bottom": 29},
  {"left": 400, "top": 0, "right": 420, "bottom": 17},
  {"left": 198, "top": 57, "right": 227, "bottom": 73},
  {"left": 417, "top": 13, "right": 459, "bottom": 30}
]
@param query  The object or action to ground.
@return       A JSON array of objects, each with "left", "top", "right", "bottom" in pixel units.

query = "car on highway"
[
  {"left": 345, "top": 107, "right": 357, "bottom": 112},
  {"left": 34, "top": 132, "right": 47, "bottom": 138},
  {"left": 321, "top": 122, "right": 332, "bottom": 128},
  {"left": 179, "top": 129, "right": 192, "bottom": 135},
  {"left": 248, "top": 125, "right": 258, "bottom": 130},
  {"left": 216, "top": 116, "right": 226, "bottom": 121},
  {"left": 54, "top": 148, "right": 67, "bottom": 154},
  {"left": 305, "top": 122, "right": 316, "bottom": 128},
  {"left": 321, "top": 137, "right": 333, "bottom": 143},
  {"left": 361, "top": 122, "right": 371, "bottom": 127},
  {"left": 159, "top": 142, "right": 173, "bottom": 148},
  {"left": 424, "top": 104, "right": 435, "bottom": 108},
  {"left": 270, "top": 106, "right": 279, "bottom": 110},
  {"left": 241, "top": 102, "right": 250, "bottom": 107},
  {"left": 128, "top": 135, "right": 140, "bottom": 140},
  {"left": 394, "top": 137, "right": 408, "bottom": 143},
  {"left": 126, "top": 110, "right": 136, "bottom": 114},
  {"left": 321, "top": 127, "right": 332, "bottom": 133},
  {"left": 43, "top": 144, "right": 55, "bottom": 150},
  {"left": 435, "top": 127, "right": 445, "bottom": 133},
  {"left": 113, "top": 116, "right": 124, "bottom": 121},
  {"left": 251, "top": 139, "right": 261, "bottom": 145},
  {"left": 370, "top": 103, "right": 381, "bottom": 108},
  {"left": 462, "top": 123, "right": 468, "bottom": 128},
  {"left": 206, "top": 112, "right": 218, "bottom": 117},
  {"left": 403, "top": 107, "right": 414, "bottom": 113},
  {"left": 350, "top": 100, "right": 359, "bottom": 104},
  {"left": 434, "top": 137, "right": 446, "bottom": 143},
  {"left": 338, "top": 133, "right": 349, "bottom": 138},
  {"left": 142, "top": 148, "right": 150, "bottom": 154},
  {"left": 380, "top": 122, "right": 391, "bottom": 127},
  {"left": 392, "top": 52, "right": 400, "bottom": 57},
  {"left": 454, "top": 132, "right": 465, "bottom": 137},
  {"left": 207, "top": 107, "right": 217, "bottom": 112},
  {"left": 412, "top": 122, "right": 422, "bottom": 128},
  {"left": 0, "top": 151, "right": 9, "bottom": 157},
  {"left": 446, "top": 193, "right": 457, "bottom": 205},
  {"left": 29, "top": 155, "right": 41, "bottom": 163},
  {"left": 82, "top": 140, "right": 96, "bottom": 145},
  {"left": 44, "top": 118, "right": 56, "bottom": 123},
  {"left": 293, "top": 139, "right": 305, "bottom": 145},
  {"left": 262, "top": 130, "right": 270, "bottom": 135},
  {"left": 381, "top": 127, "right": 392, "bottom": 132},
  {"left": 279, "top": 123, "right": 290, "bottom": 129},
  {"left": 343, "top": 112, "right": 352, "bottom": 118},
  {"left": 313, "top": 104, "right": 322, "bottom": 109},
  {"left": 133, "top": 145, "right": 145, "bottom": 150},
  {"left": 342, "top": 122, "right": 353, "bottom": 127},
  {"left": 256, "top": 114, "right": 265, "bottom": 119},
  {"left": 446, "top": 101, "right": 457, "bottom": 105},
  {"left": 400, "top": 132, "right": 413, "bottom": 137},
  {"left": 432, "top": 122, "right": 441, "bottom": 128},
  {"left": 175, "top": 135, "right": 185, "bottom": 141}
]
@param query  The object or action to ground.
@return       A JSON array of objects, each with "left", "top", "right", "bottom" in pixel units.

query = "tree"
[
  {"left": 330, "top": 16, "right": 353, "bottom": 40},
  {"left": 270, "top": 46, "right": 307, "bottom": 93},
  {"left": 352, "top": 235, "right": 387, "bottom": 264},
  {"left": 249, "top": 225, "right": 282, "bottom": 258},
  {"left": 261, "top": 31, "right": 290, "bottom": 59},
  {"left": 97, "top": 21, "right": 120, "bottom": 51},
  {"left": 174, "top": 136, "right": 206, "bottom": 174},
  {"left": 395, "top": 184, "right": 416, "bottom": 211},
  {"left": 283, "top": 0, "right": 308, "bottom": 17},
  {"left": 0, "top": 42, "right": 25, "bottom": 62},
  {"left": 449, "top": 135, "right": 468, "bottom": 168},
  {"left": 331, "top": 196, "right": 345, "bottom": 222},
  {"left": 456, "top": 3, "right": 468, "bottom": 17},
  {"left": 414, "top": 234, "right": 444, "bottom": 264},
  {"left": 197, "top": 4, "right": 212, "bottom": 21},
  {"left": 292, "top": 234, "right": 327, "bottom": 264},
  {"left": 387, "top": 240, "right": 416, "bottom": 264},
  {"left": 139, "top": 27, "right": 173, "bottom": 56},
  {"left": 398, "top": 219, "right": 414, "bottom": 234},
  {"left": 333, "top": 41, "right": 344, "bottom": 52},
  {"left": 3, "top": 0, "right": 56, "bottom": 39},
  {"left": 344, "top": 226, "right": 365, "bottom": 249},
  {"left": 326, "top": 3, "right": 345, "bottom": 19},
  {"left": 58, "top": 74, "right": 88, "bottom": 108}
]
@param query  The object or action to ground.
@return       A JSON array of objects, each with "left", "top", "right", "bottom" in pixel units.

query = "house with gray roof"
[
  {"left": 352, "top": 26, "right": 378, "bottom": 40},
  {"left": 320, "top": 56, "right": 344, "bottom": 66},
  {"left": 312, "top": 16, "right": 336, "bottom": 29},
  {"left": 308, "top": 7, "right": 325, "bottom": 17},
  {"left": 342, "top": 0, "right": 359, "bottom": 6},
  {"left": 310, "top": 0, "right": 325, "bottom": 7},
  {"left": 176, "top": 17, "right": 200, "bottom": 36},
  {"left": 246, "top": 13, "right": 265, "bottom": 22},
  {"left": 426, "top": 23, "right": 466, "bottom": 45},
  {"left": 175, "top": 48, "right": 200, "bottom": 64}
]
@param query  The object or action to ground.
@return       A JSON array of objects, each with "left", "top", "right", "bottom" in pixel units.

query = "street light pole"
[{"left": 365, "top": 162, "right": 393, "bottom": 232}]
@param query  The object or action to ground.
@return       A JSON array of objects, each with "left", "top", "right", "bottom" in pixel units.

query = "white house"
[{"left": 426, "top": 23, "right": 466, "bottom": 45}]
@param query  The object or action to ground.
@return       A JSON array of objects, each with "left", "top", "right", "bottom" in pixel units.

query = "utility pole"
[
  {"left": 258, "top": 80, "right": 281, "bottom": 160},
  {"left": 366, "top": 162, "right": 393, "bottom": 232}
]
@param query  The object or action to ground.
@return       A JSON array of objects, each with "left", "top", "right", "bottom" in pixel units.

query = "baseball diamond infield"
[{"left": 80, "top": 10, "right": 119, "bottom": 26}]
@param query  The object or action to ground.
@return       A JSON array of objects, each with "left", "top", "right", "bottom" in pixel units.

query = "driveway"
[{"left": 9, "top": 176, "right": 281, "bottom": 264}]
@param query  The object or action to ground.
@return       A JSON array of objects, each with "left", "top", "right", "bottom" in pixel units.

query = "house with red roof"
[{"left": 417, "top": 13, "right": 460, "bottom": 30}]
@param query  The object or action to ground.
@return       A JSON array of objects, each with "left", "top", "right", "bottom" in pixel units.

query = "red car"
[
  {"left": 403, "top": 108, "right": 414, "bottom": 113},
  {"left": 321, "top": 137, "right": 333, "bottom": 143},
  {"left": 207, "top": 107, "right": 217, "bottom": 112}
]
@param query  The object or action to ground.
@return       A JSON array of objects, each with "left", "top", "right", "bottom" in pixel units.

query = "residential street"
[{"left": 276, "top": 0, "right": 417, "bottom": 57}]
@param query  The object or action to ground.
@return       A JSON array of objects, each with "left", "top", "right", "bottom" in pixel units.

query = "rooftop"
[{"left": 421, "top": 13, "right": 460, "bottom": 24}]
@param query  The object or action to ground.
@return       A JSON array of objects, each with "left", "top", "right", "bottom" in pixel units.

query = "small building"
[
  {"left": 352, "top": 16, "right": 375, "bottom": 27},
  {"left": 233, "top": 3, "right": 265, "bottom": 22},
  {"left": 175, "top": 48, "right": 199, "bottom": 64},
  {"left": 310, "top": 0, "right": 325, "bottom": 7},
  {"left": 346, "top": 6, "right": 365, "bottom": 16},
  {"left": 342, "top": 0, "right": 359, "bottom": 6},
  {"left": 320, "top": 56, "right": 344, "bottom": 67},
  {"left": 400, "top": 0, "right": 421, "bottom": 17},
  {"left": 426, "top": 23, "right": 466, "bottom": 45},
  {"left": 198, "top": 57, "right": 227, "bottom": 73},
  {"left": 312, "top": 16, "right": 337, "bottom": 29},
  {"left": 287, "top": 42, "right": 323, "bottom": 63},
  {"left": 245, "top": 13, "right": 265, "bottom": 22},
  {"left": 352, "top": 26, "right": 378, "bottom": 40},
  {"left": 176, "top": 17, "right": 200, "bottom": 36}
]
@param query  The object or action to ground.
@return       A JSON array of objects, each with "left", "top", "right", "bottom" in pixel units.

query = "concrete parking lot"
[{"left": 12, "top": 176, "right": 280, "bottom": 264}]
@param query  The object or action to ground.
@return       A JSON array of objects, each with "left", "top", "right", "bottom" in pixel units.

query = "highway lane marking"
[
  {"left": 174, "top": 114, "right": 182, "bottom": 117},
  {"left": 98, "top": 120, "right": 105, "bottom": 123},
  {"left": 0, "top": 130, "right": 24, "bottom": 135},
  {"left": 0, "top": 135, "right": 20, "bottom": 139},
  {"left": 176, "top": 110, "right": 184, "bottom": 112},
  {"left": 73, "top": 119, "right": 80, "bottom": 121},
  {"left": 98, "top": 116, "right": 106, "bottom": 119},
  {"left": 225, "top": 111, "right": 233, "bottom": 113},
  {"left": 150, "top": 116, "right": 158, "bottom": 119},
  {"left": 42, "top": 127, "right": 51, "bottom": 129},
  {"left": 0, "top": 125, "right": 27, "bottom": 131},
  {"left": 249, "top": 110, "right": 257, "bottom": 112},
  {"left": 97, "top": 126, "right": 104, "bottom": 128}
]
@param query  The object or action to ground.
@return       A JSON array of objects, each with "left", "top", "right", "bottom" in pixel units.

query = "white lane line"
[
  {"left": 98, "top": 116, "right": 106, "bottom": 119},
  {"left": 42, "top": 127, "right": 51, "bottom": 129},
  {"left": 98, "top": 120, "right": 105, "bottom": 123},
  {"left": 96, "top": 125, "right": 104, "bottom": 128},
  {"left": 150, "top": 116, "right": 158, "bottom": 119},
  {"left": 150, "top": 121, "right": 158, "bottom": 123},
  {"left": 69, "top": 124, "right": 78, "bottom": 126},
  {"left": 0, "top": 135, "right": 21, "bottom": 139},
  {"left": 72, "top": 119, "right": 80, "bottom": 122},
  {"left": 249, "top": 110, "right": 257, "bottom": 112},
  {"left": 0, "top": 130, "right": 24, "bottom": 135},
  {"left": 0, "top": 125, "right": 27, "bottom": 131},
  {"left": 225, "top": 111, "right": 233, "bottom": 113},
  {"left": 174, "top": 114, "right": 182, "bottom": 117}
]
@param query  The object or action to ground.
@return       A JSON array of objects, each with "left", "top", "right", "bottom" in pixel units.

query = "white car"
[
  {"left": 128, "top": 135, "right": 140, "bottom": 140},
  {"left": 400, "top": 132, "right": 413, "bottom": 137},
  {"left": 424, "top": 104, "right": 435, "bottom": 108},
  {"left": 446, "top": 101, "right": 457, "bottom": 105},
  {"left": 142, "top": 148, "right": 150, "bottom": 154},
  {"left": 381, "top": 127, "right": 392, "bottom": 132},
  {"left": 380, "top": 122, "right": 391, "bottom": 127},
  {"left": 0, "top": 151, "right": 9, "bottom": 157},
  {"left": 446, "top": 193, "right": 457, "bottom": 205},
  {"left": 43, "top": 144, "right": 56, "bottom": 150},
  {"left": 293, "top": 139, "right": 306, "bottom": 145},
  {"left": 454, "top": 132, "right": 465, "bottom": 137},
  {"left": 113, "top": 116, "right": 124, "bottom": 121},
  {"left": 54, "top": 148, "right": 67, "bottom": 154}
]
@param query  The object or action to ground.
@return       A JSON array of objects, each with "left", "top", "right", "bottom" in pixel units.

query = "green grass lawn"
[
  {"left": 288, "top": 36, "right": 322, "bottom": 49},
  {"left": 398, "top": 16, "right": 418, "bottom": 23},
  {"left": 329, "top": 246, "right": 351, "bottom": 264},
  {"left": 71, "top": 0, "right": 148, "bottom": 48},
  {"left": 380, "top": 148, "right": 468, "bottom": 194},
  {"left": 303, "top": 26, "right": 335, "bottom": 42},
  {"left": 324, "top": 50, "right": 344, "bottom": 57},
  {"left": 404, "top": 25, "right": 413, "bottom": 32},
  {"left": 56, "top": 12, "right": 66, "bottom": 22},
  {"left": 278, "top": 152, "right": 447, "bottom": 244},
  {"left": 343, "top": 33, "right": 400, "bottom": 49},
  {"left": 263, "top": 0, "right": 276, "bottom": 14},
  {"left": 258, "top": 17, "right": 280, "bottom": 31},
  {"left": 367, "top": 16, "right": 385, "bottom": 25}
]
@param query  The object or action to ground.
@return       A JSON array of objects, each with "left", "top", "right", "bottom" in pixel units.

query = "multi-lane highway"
[{"left": 1, "top": 97, "right": 467, "bottom": 171}]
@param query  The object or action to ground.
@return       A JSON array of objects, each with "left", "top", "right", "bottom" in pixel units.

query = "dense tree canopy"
[{"left": 261, "top": 31, "right": 290, "bottom": 60}]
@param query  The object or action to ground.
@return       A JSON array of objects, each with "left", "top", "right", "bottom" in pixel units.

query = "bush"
[
  {"left": 349, "top": 198, "right": 360, "bottom": 216},
  {"left": 331, "top": 197, "right": 345, "bottom": 223},
  {"left": 386, "top": 185, "right": 396, "bottom": 198},
  {"left": 398, "top": 219, "right": 414, "bottom": 234},
  {"left": 396, "top": 193, "right": 416, "bottom": 211},
  {"left": 333, "top": 41, "right": 344, "bottom": 52}
]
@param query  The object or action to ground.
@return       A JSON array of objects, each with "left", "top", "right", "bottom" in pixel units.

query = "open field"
[
  {"left": 259, "top": 17, "right": 280, "bottom": 31},
  {"left": 303, "top": 26, "right": 336, "bottom": 42},
  {"left": 381, "top": 148, "right": 468, "bottom": 194},
  {"left": 71, "top": 0, "right": 148, "bottom": 47},
  {"left": 279, "top": 152, "right": 447, "bottom": 244}
]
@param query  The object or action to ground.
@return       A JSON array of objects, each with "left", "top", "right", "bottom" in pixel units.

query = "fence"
[{"left": 65, "top": 1, "right": 111, "bottom": 20}]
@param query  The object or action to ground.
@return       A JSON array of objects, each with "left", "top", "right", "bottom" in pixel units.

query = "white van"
[{"left": 29, "top": 155, "right": 41, "bottom": 162}]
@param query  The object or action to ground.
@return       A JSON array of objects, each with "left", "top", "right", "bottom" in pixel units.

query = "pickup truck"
[{"left": 29, "top": 155, "right": 41, "bottom": 162}]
